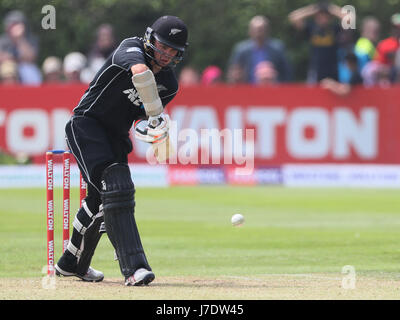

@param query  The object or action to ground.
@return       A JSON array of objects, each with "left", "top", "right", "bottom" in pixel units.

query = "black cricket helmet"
[{"left": 144, "top": 15, "right": 188, "bottom": 68}]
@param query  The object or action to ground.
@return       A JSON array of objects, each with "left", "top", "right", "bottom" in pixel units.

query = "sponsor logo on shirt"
[{"left": 123, "top": 85, "right": 168, "bottom": 106}]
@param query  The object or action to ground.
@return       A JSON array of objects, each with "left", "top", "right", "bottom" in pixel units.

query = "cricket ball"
[{"left": 231, "top": 213, "right": 244, "bottom": 226}]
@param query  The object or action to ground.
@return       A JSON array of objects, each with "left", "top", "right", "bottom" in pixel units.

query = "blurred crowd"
[
  {"left": 1, "top": 2, "right": 400, "bottom": 96},
  {"left": 0, "top": 10, "right": 117, "bottom": 86}
]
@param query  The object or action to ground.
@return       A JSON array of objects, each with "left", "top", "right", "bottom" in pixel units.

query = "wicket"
[{"left": 46, "top": 150, "right": 87, "bottom": 276}]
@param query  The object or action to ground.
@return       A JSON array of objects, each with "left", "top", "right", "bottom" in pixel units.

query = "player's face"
[{"left": 153, "top": 40, "right": 178, "bottom": 67}]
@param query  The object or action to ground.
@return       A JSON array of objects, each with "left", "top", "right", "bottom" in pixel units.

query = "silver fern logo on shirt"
[
  {"left": 123, "top": 89, "right": 142, "bottom": 106},
  {"left": 123, "top": 85, "right": 167, "bottom": 106}
]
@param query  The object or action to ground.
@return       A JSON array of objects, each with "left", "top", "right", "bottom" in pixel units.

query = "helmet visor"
[{"left": 153, "top": 33, "right": 186, "bottom": 52}]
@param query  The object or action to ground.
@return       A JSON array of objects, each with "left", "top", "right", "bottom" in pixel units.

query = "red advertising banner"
[{"left": 0, "top": 85, "right": 399, "bottom": 165}]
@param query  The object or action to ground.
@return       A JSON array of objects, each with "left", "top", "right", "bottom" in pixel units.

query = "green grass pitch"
[{"left": 1, "top": 186, "right": 400, "bottom": 299}]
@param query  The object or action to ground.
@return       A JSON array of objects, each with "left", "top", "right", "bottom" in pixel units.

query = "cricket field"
[{"left": 1, "top": 186, "right": 400, "bottom": 300}]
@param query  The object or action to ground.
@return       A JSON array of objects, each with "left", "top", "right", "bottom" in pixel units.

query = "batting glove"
[
  {"left": 134, "top": 117, "right": 169, "bottom": 144},
  {"left": 147, "top": 113, "right": 170, "bottom": 137}
]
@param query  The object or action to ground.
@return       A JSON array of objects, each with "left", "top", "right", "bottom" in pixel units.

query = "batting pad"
[{"left": 132, "top": 69, "right": 163, "bottom": 116}]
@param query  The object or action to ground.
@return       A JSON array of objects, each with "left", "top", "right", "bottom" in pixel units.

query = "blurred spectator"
[
  {"left": 201, "top": 65, "right": 222, "bottom": 85},
  {"left": 0, "top": 10, "right": 41, "bottom": 85},
  {"left": 362, "top": 60, "right": 392, "bottom": 87},
  {"left": 81, "top": 24, "right": 117, "bottom": 83},
  {"left": 254, "top": 61, "right": 278, "bottom": 85},
  {"left": 42, "top": 56, "right": 63, "bottom": 83},
  {"left": 374, "top": 13, "right": 400, "bottom": 67},
  {"left": 178, "top": 66, "right": 200, "bottom": 86},
  {"left": 321, "top": 52, "right": 362, "bottom": 96},
  {"left": 355, "top": 16, "right": 381, "bottom": 69},
  {"left": 226, "top": 64, "right": 245, "bottom": 84},
  {"left": 289, "top": 1, "right": 344, "bottom": 83},
  {"left": 63, "top": 52, "right": 87, "bottom": 83},
  {"left": 0, "top": 11, "right": 37, "bottom": 61},
  {"left": 227, "top": 15, "right": 292, "bottom": 84},
  {"left": 0, "top": 49, "right": 13, "bottom": 64},
  {"left": 395, "top": 48, "right": 400, "bottom": 82},
  {"left": 363, "top": 13, "right": 400, "bottom": 86},
  {"left": 0, "top": 58, "right": 19, "bottom": 84},
  {"left": 345, "top": 53, "right": 363, "bottom": 85},
  {"left": 88, "top": 24, "right": 117, "bottom": 61},
  {"left": 337, "top": 29, "right": 357, "bottom": 83}
]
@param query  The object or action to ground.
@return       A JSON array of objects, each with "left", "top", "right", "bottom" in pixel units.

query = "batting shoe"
[
  {"left": 55, "top": 251, "right": 104, "bottom": 282},
  {"left": 77, "top": 267, "right": 104, "bottom": 282},
  {"left": 56, "top": 264, "right": 104, "bottom": 282},
  {"left": 125, "top": 268, "right": 155, "bottom": 286}
]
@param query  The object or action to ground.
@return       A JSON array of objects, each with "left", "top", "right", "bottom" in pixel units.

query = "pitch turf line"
[{"left": 1, "top": 274, "right": 400, "bottom": 300}]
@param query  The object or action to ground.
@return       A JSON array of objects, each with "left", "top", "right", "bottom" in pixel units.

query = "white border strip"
[
  {"left": 2, "top": 164, "right": 400, "bottom": 188},
  {"left": 283, "top": 164, "right": 400, "bottom": 188},
  {"left": 0, "top": 164, "right": 168, "bottom": 188}
]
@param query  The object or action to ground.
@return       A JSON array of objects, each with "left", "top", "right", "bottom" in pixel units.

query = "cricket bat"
[{"left": 152, "top": 134, "right": 174, "bottom": 163}]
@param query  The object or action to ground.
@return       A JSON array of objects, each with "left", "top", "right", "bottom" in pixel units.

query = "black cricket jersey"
[{"left": 73, "top": 37, "right": 178, "bottom": 135}]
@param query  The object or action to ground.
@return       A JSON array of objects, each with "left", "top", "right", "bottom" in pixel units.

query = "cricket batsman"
[{"left": 54, "top": 16, "right": 188, "bottom": 286}]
